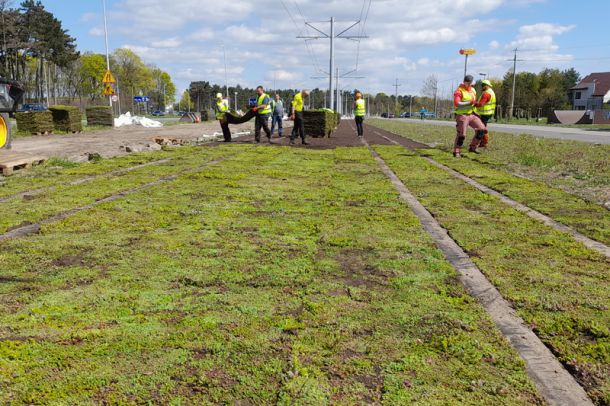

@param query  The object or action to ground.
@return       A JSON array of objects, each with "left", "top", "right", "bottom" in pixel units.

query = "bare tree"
[{"left": 421, "top": 75, "right": 438, "bottom": 99}]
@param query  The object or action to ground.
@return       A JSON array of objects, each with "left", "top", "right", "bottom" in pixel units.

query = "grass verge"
[
  {"left": 369, "top": 119, "right": 610, "bottom": 207},
  {"left": 374, "top": 145, "right": 610, "bottom": 404}
]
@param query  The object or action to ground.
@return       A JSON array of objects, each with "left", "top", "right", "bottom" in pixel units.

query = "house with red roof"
[{"left": 568, "top": 72, "right": 610, "bottom": 110}]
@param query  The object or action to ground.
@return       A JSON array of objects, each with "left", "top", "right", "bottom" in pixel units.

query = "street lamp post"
[
  {"left": 234, "top": 91, "right": 237, "bottom": 111},
  {"left": 479, "top": 72, "right": 488, "bottom": 81},
  {"left": 102, "top": 0, "right": 112, "bottom": 108}
]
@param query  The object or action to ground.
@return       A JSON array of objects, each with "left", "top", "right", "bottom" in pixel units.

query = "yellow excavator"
[{"left": 0, "top": 77, "right": 25, "bottom": 150}]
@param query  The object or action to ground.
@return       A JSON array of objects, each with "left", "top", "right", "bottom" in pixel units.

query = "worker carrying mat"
[{"left": 0, "top": 77, "right": 25, "bottom": 150}]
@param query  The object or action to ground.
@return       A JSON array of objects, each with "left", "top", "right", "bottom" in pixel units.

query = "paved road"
[{"left": 396, "top": 118, "right": 610, "bottom": 144}]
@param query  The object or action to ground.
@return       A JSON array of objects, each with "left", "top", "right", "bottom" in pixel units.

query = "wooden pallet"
[{"left": 0, "top": 151, "right": 47, "bottom": 176}]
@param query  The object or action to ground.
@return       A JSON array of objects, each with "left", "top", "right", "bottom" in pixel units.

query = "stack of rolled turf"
[
  {"left": 15, "top": 111, "right": 54, "bottom": 134},
  {"left": 86, "top": 106, "right": 114, "bottom": 126},
  {"left": 49, "top": 106, "right": 82, "bottom": 132},
  {"left": 303, "top": 109, "right": 340, "bottom": 137}
]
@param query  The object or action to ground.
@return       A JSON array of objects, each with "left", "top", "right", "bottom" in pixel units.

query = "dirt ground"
[
  {"left": 10, "top": 121, "right": 256, "bottom": 161},
  {"left": 8, "top": 118, "right": 426, "bottom": 162}
]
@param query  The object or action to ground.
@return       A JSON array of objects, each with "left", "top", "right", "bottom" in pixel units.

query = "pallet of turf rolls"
[
  {"left": 49, "top": 105, "right": 82, "bottom": 133},
  {"left": 15, "top": 111, "right": 54, "bottom": 135},
  {"left": 86, "top": 106, "right": 114, "bottom": 127},
  {"left": 303, "top": 109, "right": 341, "bottom": 138}
]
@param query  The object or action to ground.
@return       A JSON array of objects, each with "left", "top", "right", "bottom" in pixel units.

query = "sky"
[{"left": 35, "top": 0, "right": 610, "bottom": 98}]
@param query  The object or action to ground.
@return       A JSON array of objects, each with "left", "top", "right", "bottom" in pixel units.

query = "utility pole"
[
  {"left": 507, "top": 48, "right": 524, "bottom": 120},
  {"left": 297, "top": 17, "right": 367, "bottom": 110},
  {"left": 335, "top": 68, "right": 339, "bottom": 112},
  {"left": 102, "top": 0, "right": 112, "bottom": 108},
  {"left": 222, "top": 43, "right": 228, "bottom": 99},
  {"left": 392, "top": 78, "right": 401, "bottom": 115}
]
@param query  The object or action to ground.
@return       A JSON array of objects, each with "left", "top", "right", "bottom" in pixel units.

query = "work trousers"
[
  {"left": 454, "top": 113, "right": 487, "bottom": 150},
  {"left": 218, "top": 119, "right": 231, "bottom": 142},
  {"left": 477, "top": 114, "right": 492, "bottom": 147},
  {"left": 355, "top": 115, "right": 364, "bottom": 136},
  {"left": 291, "top": 112, "right": 305, "bottom": 142},
  {"left": 270, "top": 114, "right": 283, "bottom": 137},
  {"left": 255, "top": 114, "right": 271, "bottom": 142}
]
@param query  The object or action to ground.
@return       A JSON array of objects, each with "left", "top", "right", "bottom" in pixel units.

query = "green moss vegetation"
[
  {"left": 0, "top": 145, "right": 542, "bottom": 404},
  {"left": 374, "top": 145, "right": 610, "bottom": 404},
  {"left": 419, "top": 148, "right": 610, "bottom": 246},
  {"left": 369, "top": 119, "right": 610, "bottom": 207}
]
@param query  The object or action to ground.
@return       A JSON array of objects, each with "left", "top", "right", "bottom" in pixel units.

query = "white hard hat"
[{"left": 216, "top": 93, "right": 223, "bottom": 99}]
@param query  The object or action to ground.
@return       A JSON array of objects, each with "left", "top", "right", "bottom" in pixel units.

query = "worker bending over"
[{"left": 453, "top": 75, "right": 486, "bottom": 157}]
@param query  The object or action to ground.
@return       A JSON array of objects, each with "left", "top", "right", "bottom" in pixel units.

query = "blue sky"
[{"left": 38, "top": 0, "right": 610, "bottom": 97}]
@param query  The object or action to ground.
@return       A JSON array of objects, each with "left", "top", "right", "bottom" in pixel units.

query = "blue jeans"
[{"left": 270, "top": 114, "right": 283, "bottom": 137}]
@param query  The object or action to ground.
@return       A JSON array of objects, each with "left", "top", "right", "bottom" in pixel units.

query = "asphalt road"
[{"left": 396, "top": 118, "right": 610, "bottom": 144}]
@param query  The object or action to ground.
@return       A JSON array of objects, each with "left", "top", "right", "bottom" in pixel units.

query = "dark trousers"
[
  {"left": 291, "top": 112, "right": 305, "bottom": 142},
  {"left": 479, "top": 114, "right": 492, "bottom": 126},
  {"left": 255, "top": 115, "right": 271, "bottom": 141},
  {"left": 355, "top": 115, "right": 364, "bottom": 136},
  {"left": 270, "top": 115, "right": 283, "bottom": 137},
  {"left": 218, "top": 119, "right": 231, "bottom": 141}
]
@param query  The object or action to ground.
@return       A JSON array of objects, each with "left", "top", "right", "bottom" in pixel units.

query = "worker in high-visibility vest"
[
  {"left": 354, "top": 91, "right": 366, "bottom": 137},
  {"left": 254, "top": 86, "right": 272, "bottom": 143},
  {"left": 474, "top": 79, "right": 496, "bottom": 148},
  {"left": 214, "top": 92, "right": 232, "bottom": 142},
  {"left": 290, "top": 89, "right": 310, "bottom": 145},
  {"left": 453, "top": 75, "right": 487, "bottom": 157}
]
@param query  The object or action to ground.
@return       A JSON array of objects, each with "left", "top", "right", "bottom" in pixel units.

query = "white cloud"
[
  {"left": 266, "top": 70, "right": 301, "bottom": 82},
  {"left": 225, "top": 25, "right": 279, "bottom": 43},
  {"left": 89, "top": 27, "right": 104, "bottom": 37},
  {"left": 150, "top": 38, "right": 182, "bottom": 48},
  {"left": 81, "top": 12, "right": 97, "bottom": 22},
  {"left": 489, "top": 40, "right": 500, "bottom": 49}
]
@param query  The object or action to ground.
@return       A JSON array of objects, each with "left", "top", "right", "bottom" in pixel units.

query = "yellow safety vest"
[
  {"left": 355, "top": 99, "right": 366, "bottom": 117},
  {"left": 476, "top": 88, "right": 496, "bottom": 116},
  {"left": 292, "top": 92, "right": 304, "bottom": 113},
  {"left": 257, "top": 93, "right": 272, "bottom": 115},
  {"left": 215, "top": 100, "right": 229, "bottom": 120},
  {"left": 455, "top": 86, "right": 477, "bottom": 115}
]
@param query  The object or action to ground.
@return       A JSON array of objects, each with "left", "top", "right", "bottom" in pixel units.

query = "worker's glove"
[{"left": 252, "top": 107, "right": 258, "bottom": 112}]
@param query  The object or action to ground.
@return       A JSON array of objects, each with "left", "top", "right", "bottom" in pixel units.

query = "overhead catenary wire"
[{"left": 278, "top": 0, "right": 322, "bottom": 78}]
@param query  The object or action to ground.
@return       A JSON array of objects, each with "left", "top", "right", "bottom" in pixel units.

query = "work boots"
[{"left": 453, "top": 148, "right": 461, "bottom": 158}]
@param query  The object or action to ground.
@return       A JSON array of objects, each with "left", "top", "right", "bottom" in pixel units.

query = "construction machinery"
[{"left": 0, "top": 77, "right": 25, "bottom": 150}]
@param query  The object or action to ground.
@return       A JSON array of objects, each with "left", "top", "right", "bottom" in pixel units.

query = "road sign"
[
  {"left": 102, "top": 70, "right": 116, "bottom": 83},
  {"left": 459, "top": 48, "right": 477, "bottom": 55},
  {"left": 111, "top": 95, "right": 119, "bottom": 102},
  {"left": 103, "top": 84, "right": 115, "bottom": 96},
  {"left": 133, "top": 96, "right": 150, "bottom": 103}
]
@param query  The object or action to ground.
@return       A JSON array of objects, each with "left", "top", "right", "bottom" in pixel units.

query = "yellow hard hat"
[{"left": 482, "top": 80, "right": 492, "bottom": 87}]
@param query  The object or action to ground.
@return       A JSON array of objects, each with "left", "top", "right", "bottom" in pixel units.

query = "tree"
[
  {"left": 179, "top": 89, "right": 193, "bottom": 111},
  {"left": 77, "top": 53, "right": 106, "bottom": 101},
  {"left": 113, "top": 48, "right": 153, "bottom": 112}
]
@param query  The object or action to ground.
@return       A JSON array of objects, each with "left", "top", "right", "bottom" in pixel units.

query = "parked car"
[
  {"left": 16, "top": 103, "right": 47, "bottom": 112},
  {"left": 380, "top": 112, "right": 388, "bottom": 118},
  {"left": 151, "top": 110, "right": 165, "bottom": 116},
  {"left": 400, "top": 112, "right": 411, "bottom": 118},
  {"left": 388, "top": 113, "right": 395, "bottom": 119}
]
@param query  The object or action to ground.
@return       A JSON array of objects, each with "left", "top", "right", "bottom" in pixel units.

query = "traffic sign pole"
[{"left": 459, "top": 49, "right": 476, "bottom": 79}]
